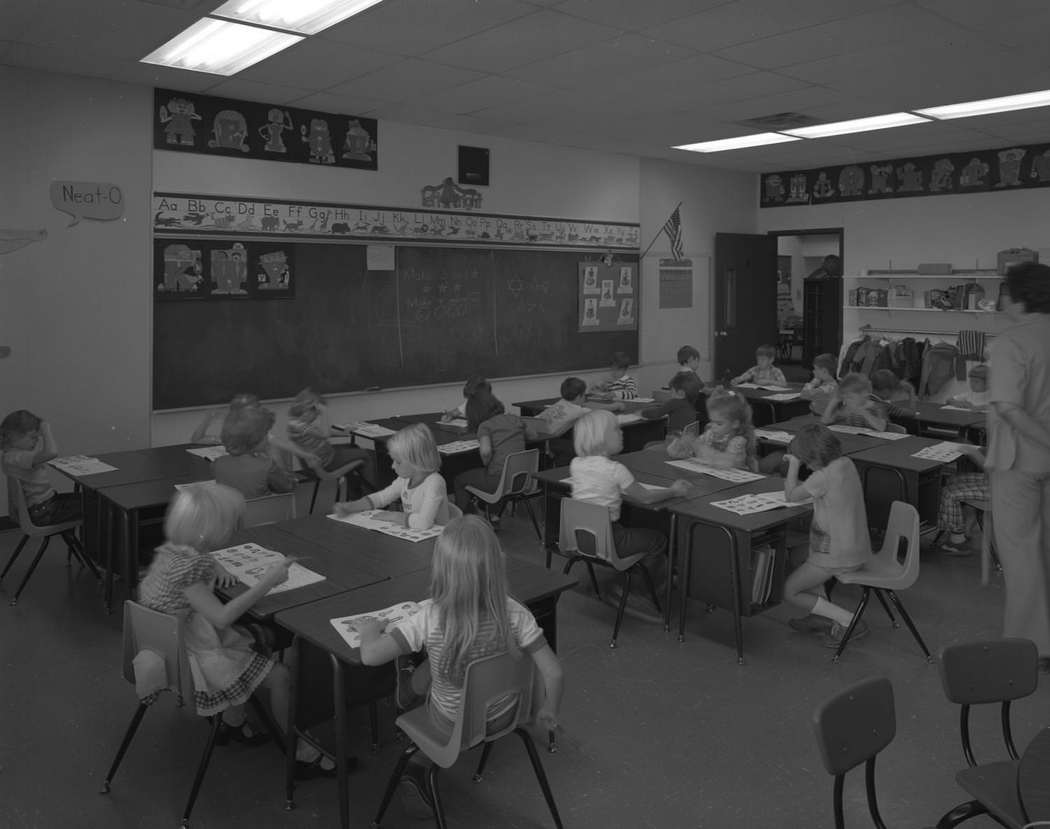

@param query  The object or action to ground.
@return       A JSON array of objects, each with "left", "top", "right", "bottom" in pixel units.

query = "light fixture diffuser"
[
  {"left": 915, "top": 89, "right": 1050, "bottom": 120},
  {"left": 141, "top": 17, "right": 302, "bottom": 75},
  {"left": 673, "top": 132, "right": 800, "bottom": 153},
  {"left": 210, "top": 0, "right": 385, "bottom": 35},
  {"left": 783, "top": 112, "right": 930, "bottom": 139}
]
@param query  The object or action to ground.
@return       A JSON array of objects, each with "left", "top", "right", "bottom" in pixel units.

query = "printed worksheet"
[
  {"left": 828, "top": 425, "right": 909, "bottom": 440},
  {"left": 186, "top": 446, "right": 228, "bottom": 461},
  {"left": 442, "top": 418, "right": 469, "bottom": 429},
  {"left": 211, "top": 543, "right": 325, "bottom": 595},
  {"left": 327, "top": 510, "right": 444, "bottom": 543},
  {"left": 437, "top": 439, "right": 481, "bottom": 455},
  {"left": 49, "top": 455, "right": 118, "bottom": 476},
  {"left": 764, "top": 392, "right": 800, "bottom": 401},
  {"left": 337, "top": 422, "right": 396, "bottom": 439},
  {"left": 754, "top": 429, "right": 794, "bottom": 443},
  {"left": 710, "top": 491, "right": 812, "bottom": 516},
  {"left": 912, "top": 442, "right": 966, "bottom": 463},
  {"left": 665, "top": 459, "right": 764, "bottom": 483},
  {"left": 330, "top": 601, "right": 425, "bottom": 649}
]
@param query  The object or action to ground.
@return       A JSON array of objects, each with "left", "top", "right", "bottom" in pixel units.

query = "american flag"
[{"left": 662, "top": 206, "right": 684, "bottom": 261}]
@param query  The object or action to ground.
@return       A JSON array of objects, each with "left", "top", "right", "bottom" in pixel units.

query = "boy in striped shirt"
[{"left": 588, "top": 351, "right": 638, "bottom": 400}]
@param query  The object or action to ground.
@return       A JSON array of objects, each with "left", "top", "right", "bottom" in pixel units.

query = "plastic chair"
[
  {"left": 558, "top": 498, "right": 662, "bottom": 648},
  {"left": 242, "top": 492, "right": 296, "bottom": 527},
  {"left": 100, "top": 601, "right": 282, "bottom": 828},
  {"left": 371, "top": 652, "right": 562, "bottom": 829},
  {"left": 2, "top": 475, "right": 99, "bottom": 605},
  {"left": 271, "top": 438, "right": 368, "bottom": 515},
  {"left": 464, "top": 449, "right": 543, "bottom": 541},
  {"left": 933, "top": 638, "right": 1038, "bottom": 829},
  {"left": 832, "top": 502, "right": 931, "bottom": 662},
  {"left": 959, "top": 498, "right": 996, "bottom": 586},
  {"left": 812, "top": 676, "right": 896, "bottom": 829}
]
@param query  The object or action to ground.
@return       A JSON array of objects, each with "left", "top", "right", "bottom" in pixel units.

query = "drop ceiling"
[{"left": 2, "top": 0, "right": 1050, "bottom": 172}]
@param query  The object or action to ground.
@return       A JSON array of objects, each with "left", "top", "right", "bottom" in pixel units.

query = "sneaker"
[
  {"left": 788, "top": 615, "right": 830, "bottom": 634},
  {"left": 822, "top": 620, "right": 869, "bottom": 648}
]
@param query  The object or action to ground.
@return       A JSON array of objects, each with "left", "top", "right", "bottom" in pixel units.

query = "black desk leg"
[
  {"left": 103, "top": 498, "right": 115, "bottom": 614},
  {"left": 664, "top": 514, "right": 677, "bottom": 633},
  {"left": 284, "top": 636, "right": 300, "bottom": 811},
  {"left": 331, "top": 654, "right": 350, "bottom": 829},
  {"left": 681, "top": 522, "right": 746, "bottom": 664},
  {"left": 122, "top": 508, "right": 139, "bottom": 602}
]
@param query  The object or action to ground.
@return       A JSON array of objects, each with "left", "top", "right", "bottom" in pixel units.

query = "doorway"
[{"left": 767, "top": 228, "right": 844, "bottom": 379}]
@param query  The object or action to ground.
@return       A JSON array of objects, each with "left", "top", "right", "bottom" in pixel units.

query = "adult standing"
[{"left": 986, "top": 262, "right": 1050, "bottom": 665}]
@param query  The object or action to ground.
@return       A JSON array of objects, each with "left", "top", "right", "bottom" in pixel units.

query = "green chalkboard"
[{"left": 153, "top": 243, "right": 639, "bottom": 409}]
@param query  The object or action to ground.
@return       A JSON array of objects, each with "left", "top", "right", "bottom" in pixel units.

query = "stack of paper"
[
  {"left": 828, "top": 425, "right": 909, "bottom": 440},
  {"left": 327, "top": 510, "right": 444, "bottom": 543},
  {"left": 710, "top": 490, "right": 812, "bottom": 516},
  {"left": 754, "top": 429, "right": 794, "bottom": 444},
  {"left": 211, "top": 542, "right": 325, "bottom": 595},
  {"left": 764, "top": 392, "right": 800, "bottom": 401},
  {"left": 337, "top": 422, "right": 396, "bottom": 439},
  {"left": 186, "top": 446, "right": 228, "bottom": 461},
  {"left": 437, "top": 439, "right": 481, "bottom": 455},
  {"left": 49, "top": 455, "right": 118, "bottom": 476},
  {"left": 665, "top": 459, "right": 764, "bottom": 483},
  {"left": 616, "top": 413, "right": 645, "bottom": 425},
  {"left": 330, "top": 601, "right": 424, "bottom": 649},
  {"left": 912, "top": 442, "right": 966, "bottom": 463}
]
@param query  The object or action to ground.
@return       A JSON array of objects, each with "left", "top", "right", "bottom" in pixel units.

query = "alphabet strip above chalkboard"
[{"left": 153, "top": 192, "right": 641, "bottom": 251}]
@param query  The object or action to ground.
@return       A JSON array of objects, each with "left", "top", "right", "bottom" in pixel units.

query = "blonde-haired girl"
[
  {"left": 667, "top": 390, "right": 757, "bottom": 471},
  {"left": 359, "top": 515, "right": 562, "bottom": 734},
  {"left": 137, "top": 483, "right": 334, "bottom": 777},
  {"left": 335, "top": 423, "right": 454, "bottom": 529}
]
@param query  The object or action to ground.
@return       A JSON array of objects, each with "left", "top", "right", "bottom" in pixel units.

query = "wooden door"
[{"left": 713, "top": 233, "right": 779, "bottom": 383}]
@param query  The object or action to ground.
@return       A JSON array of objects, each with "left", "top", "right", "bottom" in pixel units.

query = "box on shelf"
[
  {"left": 997, "top": 248, "right": 1038, "bottom": 275},
  {"left": 917, "top": 263, "right": 953, "bottom": 275},
  {"left": 887, "top": 285, "right": 914, "bottom": 308}
]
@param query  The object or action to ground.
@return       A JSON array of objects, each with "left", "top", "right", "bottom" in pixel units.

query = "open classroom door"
[{"left": 713, "top": 233, "right": 779, "bottom": 382}]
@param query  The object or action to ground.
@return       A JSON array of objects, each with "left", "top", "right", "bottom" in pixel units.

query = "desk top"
[
  {"left": 514, "top": 397, "right": 654, "bottom": 416},
  {"left": 275, "top": 561, "right": 577, "bottom": 665},
  {"left": 762, "top": 416, "right": 886, "bottom": 455},
  {"left": 848, "top": 435, "right": 949, "bottom": 473},
  {"left": 729, "top": 382, "right": 805, "bottom": 401},
  {"left": 899, "top": 401, "right": 986, "bottom": 429},
  {"left": 1020, "top": 725, "right": 1050, "bottom": 822},
  {"left": 669, "top": 477, "right": 812, "bottom": 533},
  {"left": 56, "top": 444, "right": 214, "bottom": 490}
]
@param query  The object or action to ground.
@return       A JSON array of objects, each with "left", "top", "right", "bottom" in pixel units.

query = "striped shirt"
[
  {"left": 606, "top": 373, "right": 638, "bottom": 400},
  {"left": 287, "top": 416, "right": 335, "bottom": 467}
]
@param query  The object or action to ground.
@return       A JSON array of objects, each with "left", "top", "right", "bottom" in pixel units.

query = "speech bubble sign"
[{"left": 49, "top": 181, "right": 124, "bottom": 226}]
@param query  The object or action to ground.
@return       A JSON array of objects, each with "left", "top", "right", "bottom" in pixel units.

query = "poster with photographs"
[{"left": 578, "top": 261, "right": 637, "bottom": 332}]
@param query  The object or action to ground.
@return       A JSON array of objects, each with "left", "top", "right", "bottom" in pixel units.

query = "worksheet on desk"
[
  {"left": 437, "top": 439, "right": 480, "bottom": 455},
  {"left": 49, "top": 455, "right": 118, "bottom": 475},
  {"left": 336, "top": 422, "right": 396, "bottom": 439},
  {"left": 828, "top": 425, "right": 909, "bottom": 440},
  {"left": 710, "top": 491, "right": 812, "bottom": 516},
  {"left": 211, "top": 543, "right": 325, "bottom": 595},
  {"left": 186, "top": 446, "right": 228, "bottom": 461},
  {"left": 330, "top": 600, "right": 425, "bottom": 649},
  {"left": 911, "top": 442, "right": 967, "bottom": 463},
  {"left": 665, "top": 459, "right": 765, "bottom": 483},
  {"left": 327, "top": 510, "right": 444, "bottom": 543},
  {"left": 754, "top": 429, "right": 794, "bottom": 443}
]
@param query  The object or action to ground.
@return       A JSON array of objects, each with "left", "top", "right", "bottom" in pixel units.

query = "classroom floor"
[{"left": 1, "top": 507, "right": 1046, "bottom": 829}]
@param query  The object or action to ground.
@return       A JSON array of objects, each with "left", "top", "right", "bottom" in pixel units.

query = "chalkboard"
[{"left": 154, "top": 243, "right": 639, "bottom": 409}]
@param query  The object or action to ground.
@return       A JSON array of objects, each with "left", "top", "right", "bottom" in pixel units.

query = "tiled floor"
[{"left": 0, "top": 511, "right": 1045, "bottom": 829}]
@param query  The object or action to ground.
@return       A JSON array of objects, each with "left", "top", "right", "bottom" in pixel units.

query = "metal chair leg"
[
  {"left": 515, "top": 727, "right": 564, "bottom": 829},
  {"left": 523, "top": 500, "right": 543, "bottom": 542},
  {"left": 369, "top": 700, "right": 380, "bottom": 753},
  {"left": 584, "top": 562, "right": 601, "bottom": 598},
  {"left": 873, "top": 589, "right": 898, "bottom": 628},
  {"left": 100, "top": 702, "right": 150, "bottom": 793},
  {"left": 935, "top": 800, "right": 989, "bottom": 828},
  {"left": 372, "top": 745, "right": 415, "bottom": 827},
  {"left": 611, "top": 570, "right": 632, "bottom": 648},
  {"left": 64, "top": 531, "right": 101, "bottom": 581},
  {"left": 181, "top": 715, "right": 223, "bottom": 828},
  {"left": 833, "top": 587, "right": 872, "bottom": 662},
  {"left": 865, "top": 756, "right": 888, "bottom": 829},
  {"left": 426, "top": 763, "right": 448, "bottom": 829},
  {"left": 885, "top": 590, "right": 932, "bottom": 660},
  {"left": 472, "top": 742, "right": 493, "bottom": 782},
  {"left": 639, "top": 563, "right": 661, "bottom": 614},
  {"left": 11, "top": 537, "right": 50, "bottom": 605},
  {"left": 1, "top": 534, "right": 30, "bottom": 582}
]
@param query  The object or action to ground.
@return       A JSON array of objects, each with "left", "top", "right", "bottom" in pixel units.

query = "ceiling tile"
[
  {"left": 202, "top": 78, "right": 316, "bottom": 106},
  {"left": 422, "top": 9, "right": 622, "bottom": 73},
  {"left": 105, "top": 61, "right": 225, "bottom": 93},
  {"left": 739, "top": 0, "right": 908, "bottom": 28},
  {"left": 0, "top": 41, "right": 133, "bottom": 83},
  {"left": 287, "top": 90, "right": 391, "bottom": 115},
  {"left": 421, "top": 75, "right": 550, "bottom": 115},
  {"left": 238, "top": 39, "right": 397, "bottom": 89},
  {"left": 555, "top": 0, "right": 731, "bottom": 31},
  {"left": 642, "top": 4, "right": 803, "bottom": 52},
  {"left": 330, "top": 59, "right": 486, "bottom": 103},
  {"left": 319, "top": 0, "right": 535, "bottom": 55}
]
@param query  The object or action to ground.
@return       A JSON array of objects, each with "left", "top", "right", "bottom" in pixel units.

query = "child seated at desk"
[
  {"left": 731, "top": 344, "right": 787, "bottom": 387},
  {"left": 783, "top": 424, "right": 873, "bottom": 647},
  {"left": 641, "top": 371, "right": 704, "bottom": 434},
  {"left": 800, "top": 353, "right": 838, "bottom": 416},
  {"left": 654, "top": 345, "right": 705, "bottom": 402},
  {"left": 190, "top": 393, "right": 261, "bottom": 445},
  {"left": 871, "top": 369, "right": 918, "bottom": 418},
  {"left": 213, "top": 405, "right": 298, "bottom": 499},
  {"left": 945, "top": 364, "right": 990, "bottom": 410},
  {"left": 452, "top": 388, "right": 526, "bottom": 513},
  {"left": 335, "top": 423, "right": 455, "bottom": 530},
  {"left": 822, "top": 373, "right": 889, "bottom": 432},
  {"left": 936, "top": 443, "right": 988, "bottom": 555},
  {"left": 1, "top": 409, "right": 82, "bottom": 525},
  {"left": 570, "top": 410, "right": 689, "bottom": 616},
  {"left": 286, "top": 388, "right": 375, "bottom": 494},
  {"left": 587, "top": 351, "right": 638, "bottom": 400},
  {"left": 666, "top": 390, "right": 758, "bottom": 471},
  {"left": 441, "top": 374, "right": 488, "bottom": 421}
]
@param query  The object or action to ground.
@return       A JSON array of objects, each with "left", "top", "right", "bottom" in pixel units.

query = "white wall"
[{"left": 0, "top": 67, "right": 152, "bottom": 508}]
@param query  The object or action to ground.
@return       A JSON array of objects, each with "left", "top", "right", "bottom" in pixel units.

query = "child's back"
[
  {"left": 478, "top": 412, "right": 525, "bottom": 477},
  {"left": 214, "top": 406, "right": 296, "bottom": 498}
]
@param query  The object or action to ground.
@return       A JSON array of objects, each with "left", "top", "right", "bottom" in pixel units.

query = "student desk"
[
  {"left": 668, "top": 478, "right": 812, "bottom": 663},
  {"left": 1020, "top": 726, "right": 1050, "bottom": 822},
  {"left": 847, "top": 435, "right": 949, "bottom": 529},
  {"left": 512, "top": 398, "right": 668, "bottom": 453},
  {"left": 890, "top": 401, "right": 986, "bottom": 439},
  {"left": 757, "top": 415, "right": 889, "bottom": 456},
  {"left": 728, "top": 383, "right": 809, "bottom": 426},
  {"left": 274, "top": 561, "right": 577, "bottom": 829}
]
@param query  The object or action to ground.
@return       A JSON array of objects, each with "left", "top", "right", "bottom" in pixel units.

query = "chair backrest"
[
  {"left": 874, "top": 501, "right": 920, "bottom": 587},
  {"left": 496, "top": 449, "right": 540, "bottom": 498},
  {"left": 242, "top": 491, "right": 296, "bottom": 527},
  {"left": 5, "top": 473, "right": 55, "bottom": 535},
  {"left": 558, "top": 498, "right": 623, "bottom": 567},
  {"left": 938, "top": 638, "right": 1039, "bottom": 766},
  {"left": 813, "top": 676, "right": 896, "bottom": 777},
  {"left": 121, "top": 599, "right": 196, "bottom": 704}
]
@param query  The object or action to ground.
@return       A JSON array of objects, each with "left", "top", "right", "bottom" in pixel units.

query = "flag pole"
[{"left": 639, "top": 201, "right": 682, "bottom": 260}]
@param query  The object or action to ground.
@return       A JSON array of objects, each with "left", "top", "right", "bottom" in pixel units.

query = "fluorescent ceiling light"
[
  {"left": 783, "top": 112, "right": 930, "bottom": 139},
  {"left": 673, "top": 132, "right": 800, "bottom": 153},
  {"left": 141, "top": 18, "right": 302, "bottom": 76},
  {"left": 915, "top": 89, "right": 1050, "bottom": 120},
  {"left": 211, "top": 0, "right": 385, "bottom": 35}
]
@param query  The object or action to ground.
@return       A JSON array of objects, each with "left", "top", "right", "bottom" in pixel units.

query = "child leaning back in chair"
[
  {"left": 1, "top": 410, "right": 82, "bottom": 525},
  {"left": 286, "top": 387, "right": 376, "bottom": 494}
]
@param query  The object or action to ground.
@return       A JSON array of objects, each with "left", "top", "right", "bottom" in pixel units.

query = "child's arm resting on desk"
[
  {"left": 625, "top": 479, "right": 690, "bottom": 504},
  {"left": 731, "top": 367, "right": 754, "bottom": 385},
  {"left": 335, "top": 478, "right": 401, "bottom": 515},
  {"left": 183, "top": 559, "right": 291, "bottom": 629}
]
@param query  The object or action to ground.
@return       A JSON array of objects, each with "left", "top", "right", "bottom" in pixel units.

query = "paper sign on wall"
[{"left": 50, "top": 181, "right": 124, "bottom": 226}]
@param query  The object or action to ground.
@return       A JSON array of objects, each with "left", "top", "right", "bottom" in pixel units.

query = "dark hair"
[
  {"left": 462, "top": 374, "right": 489, "bottom": 399},
  {"left": 756, "top": 344, "right": 777, "bottom": 359},
  {"left": 221, "top": 406, "right": 275, "bottom": 455},
  {"left": 465, "top": 388, "right": 505, "bottom": 432},
  {"left": 838, "top": 372, "right": 872, "bottom": 396},
  {"left": 677, "top": 345, "right": 700, "bottom": 365},
  {"left": 812, "top": 353, "right": 837, "bottom": 376},
  {"left": 560, "top": 376, "right": 586, "bottom": 402},
  {"left": 670, "top": 371, "right": 703, "bottom": 403},
  {"left": 789, "top": 423, "right": 842, "bottom": 468},
  {"left": 870, "top": 369, "right": 900, "bottom": 396},
  {"left": 611, "top": 351, "right": 632, "bottom": 371},
  {"left": 1005, "top": 262, "right": 1050, "bottom": 314},
  {"left": 0, "top": 410, "right": 42, "bottom": 449}
]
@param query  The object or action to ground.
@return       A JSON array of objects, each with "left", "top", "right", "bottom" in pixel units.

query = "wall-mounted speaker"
[{"left": 458, "top": 145, "right": 490, "bottom": 187}]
